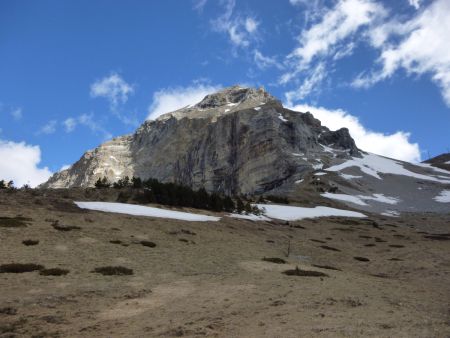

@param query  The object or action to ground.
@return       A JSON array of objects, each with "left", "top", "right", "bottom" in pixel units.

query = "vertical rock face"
[{"left": 41, "top": 86, "right": 360, "bottom": 193}]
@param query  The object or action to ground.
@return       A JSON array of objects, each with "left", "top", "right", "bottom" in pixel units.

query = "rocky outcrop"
[{"left": 41, "top": 86, "right": 360, "bottom": 194}]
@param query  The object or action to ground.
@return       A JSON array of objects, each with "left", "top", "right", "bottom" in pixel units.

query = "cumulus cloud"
[
  {"left": 353, "top": 0, "right": 450, "bottom": 107},
  {"left": 210, "top": 0, "right": 259, "bottom": 48},
  {"left": 0, "top": 140, "right": 52, "bottom": 187},
  {"left": 90, "top": 73, "right": 134, "bottom": 108},
  {"left": 289, "top": 104, "right": 421, "bottom": 162},
  {"left": 147, "top": 83, "right": 221, "bottom": 120}
]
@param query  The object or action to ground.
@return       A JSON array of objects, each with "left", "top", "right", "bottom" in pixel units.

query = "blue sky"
[{"left": 1, "top": 0, "right": 449, "bottom": 186}]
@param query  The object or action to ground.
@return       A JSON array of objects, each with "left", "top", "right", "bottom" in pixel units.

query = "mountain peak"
[{"left": 156, "top": 85, "right": 280, "bottom": 121}]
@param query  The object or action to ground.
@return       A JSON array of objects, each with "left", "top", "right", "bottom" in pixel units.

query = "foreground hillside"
[{"left": 1, "top": 189, "right": 449, "bottom": 337}]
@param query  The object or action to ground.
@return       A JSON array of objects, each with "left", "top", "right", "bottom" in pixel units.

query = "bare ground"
[{"left": 0, "top": 190, "right": 449, "bottom": 337}]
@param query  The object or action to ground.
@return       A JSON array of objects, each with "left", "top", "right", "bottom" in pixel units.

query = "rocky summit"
[{"left": 41, "top": 86, "right": 359, "bottom": 194}]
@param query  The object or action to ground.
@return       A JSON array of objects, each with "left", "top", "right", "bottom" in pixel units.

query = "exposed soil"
[{"left": 0, "top": 189, "right": 449, "bottom": 337}]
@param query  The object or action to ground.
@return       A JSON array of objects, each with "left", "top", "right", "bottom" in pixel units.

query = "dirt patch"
[
  {"left": 140, "top": 241, "right": 156, "bottom": 248},
  {"left": 22, "top": 239, "right": 39, "bottom": 246},
  {"left": 389, "top": 244, "right": 404, "bottom": 248},
  {"left": 353, "top": 257, "right": 370, "bottom": 262},
  {"left": 92, "top": 266, "right": 133, "bottom": 276},
  {"left": 424, "top": 234, "right": 450, "bottom": 241},
  {"left": 320, "top": 245, "right": 340, "bottom": 252},
  {"left": 0, "top": 216, "right": 31, "bottom": 228},
  {"left": 39, "top": 268, "right": 70, "bottom": 276},
  {"left": 0, "top": 263, "right": 44, "bottom": 273},
  {"left": 262, "top": 257, "right": 286, "bottom": 264},
  {"left": 311, "top": 264, "right": 341, "bottom": 271},
  {"left": 283, "top": 267, "right": 328, "bottom": 277},
  {"left": 0, "top": 307, "right": 17, "bottom": 316},
  {"left": 51, "top": 221, "right": 81, "bottom": 232}
]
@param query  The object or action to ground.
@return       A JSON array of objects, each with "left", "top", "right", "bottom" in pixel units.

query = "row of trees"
[{"left": 94, "top": 176, "right": 262, "bottom": 214}]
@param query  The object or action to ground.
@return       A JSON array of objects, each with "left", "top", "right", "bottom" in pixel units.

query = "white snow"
[
  {"left": 278, "top": 113, "right": 288, "bottom": 122},
  {"left": 292, "top": 152, "right": 304, "bottom": 157},
  {"left": 109, "top": 156, "right": 118, "bottom": 162},
  {"left": 339, "top": 173, "right": 362, "bottom": 180},
  {"left": 254, "top": 107, "right": 261, "bottom": 111},
  {"left": 446, "top": 161, "right": 450, "bottom": 164},
  {"left": 320, "top": 144, "right": 334, "bottom": 153},
  {"left": 295, "top": 179, "right": 304, "bottom": 184},
  {"left": 224, "top": 109, "right": 230, "bottom": 113},
  {"left": 74, "top": 202, "right": 221, "bottom": 222},
  {"left": 321, "top": 192, "right": 400, "bottom": 206},
  {"left": 321, "top": 193, "right": 367, "bottom": 206},
  {"left": 326, "top": 153, "right": 450, "bottom": 184},
  {"left": 434, "top": 190, "right": 450, "bottom": 203},
  {"left": 229, "top": 213, "right": 271, "bottom": 221},
  {"left": 363, "top": 194, "right": 399, "bottom": 204},
  {"left": 314, "top": 172, "right": 327, "bottom": 176},
  {"left": 226, "top": 103, "right": 237, "bottom": 107},
  {"left": 312, "top": 163, "right": 323, "bottom": 170},
  {"left": 256, "top": 204, "right": 366, "bottom": 221},
  {"left": 381, "top": 210, "right": 400, "bottom": 217}
]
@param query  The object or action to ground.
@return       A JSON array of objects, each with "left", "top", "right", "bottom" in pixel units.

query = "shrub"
[
  {"left": 0, "top": 263, "right": 44, "bottom": 273},
  {"left": 39, "top": 268, "right": 70, "bottom": 276},
  {"left": 92, "top": 266, "right": 133, "bottom": 276}
]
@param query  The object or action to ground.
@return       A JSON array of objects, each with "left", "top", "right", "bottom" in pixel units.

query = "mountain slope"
[
  {"left": 42, "top": 86, "right": 359, "bottom": 195},
  {"left": 41, "top": 86, "right": 450, "bottom": 214}
]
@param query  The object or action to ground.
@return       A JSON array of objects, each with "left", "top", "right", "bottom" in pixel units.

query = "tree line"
[{"left": 95, "top": 176, "right": 263, "bottom": 214}]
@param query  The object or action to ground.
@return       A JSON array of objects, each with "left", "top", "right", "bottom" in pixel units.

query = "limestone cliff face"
[{"left": 42, "top": 86, "right": 359, "bottom": 194}]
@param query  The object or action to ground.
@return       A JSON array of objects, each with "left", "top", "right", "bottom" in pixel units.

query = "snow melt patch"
[
  {"left": 314, "top": 172, "right": 327, "bottom": 176},
  {"left": 74, "top": 202, "right": 221, "bottom": 222},
  {"left": 322, "top": 193, "right": 400, "bottom": 206},
  {"left": 326, "top": 153, "right": 450, "bottom": 184},
  {"left": 321, "top": 193, "right": 367, "bottom": 206},
  {"left": 339, "top": 173, "right": 362, "bottom": 180},
  {"left": 434, "top": 190, "right": 450, "bottom": 203},
  {"left": 254, "top": 107, "right": 261, "bottom": 111},
  {"left": 278, "top": 113, "right": 288, "bottom": 122},
  {"left": 295, "top": 179, "right": 304, "bottom": 184},
  {"left": 381, "top": 210, "right": 400, "bottom": 217},
  {"left": 256, "top": 204, "right": 366, "bottom": 221}
]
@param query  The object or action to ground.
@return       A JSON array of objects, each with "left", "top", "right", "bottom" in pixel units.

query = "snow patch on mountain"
[
  {"left": 434, "top": 190, "right": 450, "bottom": 203},
  {"left": 326, "top": 153, "right": 450, "bottom": 184},
  {"left": 256, "top": 204, "right": 366, "bottom": 221},
  {"left": 75, "top": 201, "right": 221, "bottom": 221}
]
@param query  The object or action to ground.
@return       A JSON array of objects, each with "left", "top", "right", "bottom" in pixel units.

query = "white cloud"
[
  {"left": 38, "top": 120, "right": 57, "bottom": 135},
  {"left": 353, "top": 0, "right": 450, "bottom": 107},
  {"left": 253, "top": 50, "right": 282, "bottom": 70},
  {"left": 287, "top": 0, "right": 386, "bottom": 71},
  {"left": 11, "top": 108, "right": 22, "bottom": 121},
  {"left": 285, "top": 63, "right": 327, "bottom": 104},
  {"left": 147, "top": 83, "right": 221, "bottom": 120},
  {"left": 0, "top": 140, "right": 52, "bottom": 187},
  {"left": 90, "top": 73, "right": 134, "bottom": 107},
  {"left": 408, "top": 0, "right": 421, "bottom": 10},
  {"left": 63, "top": 117, "right": 77, "bottom": 132},
  {"left": 245, "top": 18, "right": 258, "bottom": 33},
  {"left": 60, "top": 164, "right": 71, "bottom": 171},
  {"left": 193, "top": 0, "right": 207, "bottom": 12},
  {"left": 289, "top": 104, "right": 421, "bottom": 162},
  {"left": 62, "top": 114, "right": 112, "bottom": 140},
  {"left": 210, "top": 0, "right": 259, "bottom": 48}
]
